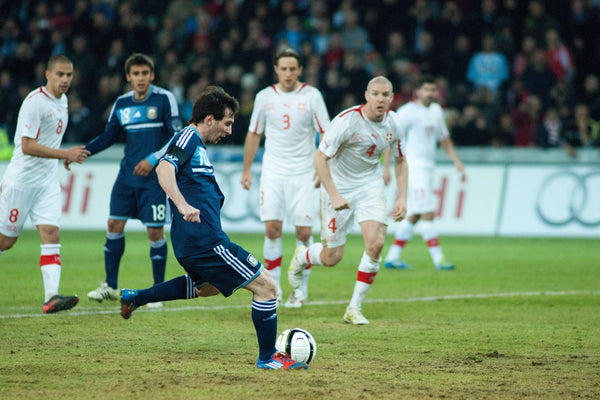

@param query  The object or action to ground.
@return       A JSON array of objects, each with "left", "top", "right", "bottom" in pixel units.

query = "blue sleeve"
[
  {"left": 85, "top": 103, "right": 122, "bottom": 155},
  {"left": 160, "top": 129, "right": 197, "bottom": 170},
  {"left": 146, "top": 92, "right": 183, "bottom": 166}
]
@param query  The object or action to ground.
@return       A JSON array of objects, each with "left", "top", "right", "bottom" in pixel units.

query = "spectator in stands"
[
  {"left": 511, "top": 94, "right": 542, "bottom": 147},
  {"left": 340, "top": 10, "right": 371, "bottom": 55},
  {"left": 274, "top": 15, "right": 307, "bottom": 53},
  {"left": 452, "top": 104, "right": 489, "bottom": 146},
  {"left": 442, "top": 33, "right": 473, "bottom": 87},
  {"left": 522, "top": 0, "right": 560, "bottom": 45},
  {"left": 536, "top": 107, "right": 565, "bottom": 149},
  {"left": 513, "top": 35, "right": 538, "bottom": 79},
  {"left": 467, "top": 33, "right": 510, "bottom": 95},
  {"left": 384, "top": 31, "right": 412, "bottom": 68},
  {"left": 412, "top": 30, "right": 440, "bottom": 75},
  {"left": 521, "top": 49, "right": 557, "bottom": 107},
  {"left": 574, "top": 103, "right": 600, "bottom": 149},
  {"left": 544, "top": 28, "right": 575, "bottom": 83},
  {"left": 492, "top": 112, "right": 516, "bottom": 147},
  {"left": 565, "top": 0, "right": 599, "bottom": 79}
]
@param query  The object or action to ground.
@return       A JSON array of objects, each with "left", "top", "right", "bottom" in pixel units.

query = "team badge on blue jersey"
[
  {"left": 247, "top": 254, "right": 258, "bottom": 266},
  {"left": 147, "top": 107, "right": 158, "bottom": 119}
]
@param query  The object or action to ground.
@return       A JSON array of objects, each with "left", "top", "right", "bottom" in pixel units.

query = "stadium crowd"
[{"left": 1, "top": 0, "right": 600, "bottom": 154}]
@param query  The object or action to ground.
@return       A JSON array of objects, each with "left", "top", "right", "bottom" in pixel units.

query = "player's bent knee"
[
  {"left": 195, "top": 283, "right": 220, "bottom": 297},
  {"left": 0, "top": 242, "right": 14, "bottom": 252}
]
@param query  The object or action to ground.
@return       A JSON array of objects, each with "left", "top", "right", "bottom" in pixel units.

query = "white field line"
[{"left": 0, "top": 290, "right": 598, "bottom": 319}]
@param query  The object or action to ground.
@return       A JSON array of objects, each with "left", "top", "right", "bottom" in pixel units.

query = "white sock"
[
  {"left": 40, "top": 244, "right": 62, "bottom": 302},
  {"left": 306, "top": 242, "right": 323, "bottom": 266},
  {"left": 264, "top": 237, "right": 282, "bottom": 296},
  {"left": 420, "top": 220, "right": 444, "bottom": 265},
  {"left": 349, "top": 252, "right": 379, "bottom": 309},
  {"left": 385, "top": 219, "right": 414, "bottom": 261}
]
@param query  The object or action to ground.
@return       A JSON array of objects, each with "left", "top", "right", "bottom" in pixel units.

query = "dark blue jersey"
[
  {"left": 85, "top": 85, "right": 183, "bottom": 188},
  {"left": 161, "top": 126, "right": 229, "bottom": 258}
]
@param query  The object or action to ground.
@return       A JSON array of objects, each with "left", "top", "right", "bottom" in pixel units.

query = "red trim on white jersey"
[
  {"left": 252, "top": 111, "right": 261, "bottom": 134},
  {"left": 26, "top": 87, "right": 51, "bottom": 101},
  {"left": 297, "top": 83, "right": 308, "bottom": 93},
  {"left": 270, "top": 84, "right": 279, "bottom": 94},
  {"left": 338, "top": 104, "right": 364, "bottom": 120},
  {"left": 314, "top": 114, "right": 325, "bottom": 134}
]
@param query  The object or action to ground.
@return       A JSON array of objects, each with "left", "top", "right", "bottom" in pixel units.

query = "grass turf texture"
[{"left": 0, "top": 230, "right": 598, "bottom": 399}]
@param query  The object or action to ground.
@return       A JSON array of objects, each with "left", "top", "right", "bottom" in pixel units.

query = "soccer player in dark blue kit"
[
  {"left": 120, "top": 86, "right": 308, "bottom": 370},
  {"left": 82, "top": 53, "right": 183, "bottom": 303}
]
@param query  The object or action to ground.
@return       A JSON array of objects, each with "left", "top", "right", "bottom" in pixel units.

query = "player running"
[
  {"left": 0, "top": 55, "right": 89, "bottom": 313},
  {"left": 287, "top": 76, "right": 408, "bottom": 325}
]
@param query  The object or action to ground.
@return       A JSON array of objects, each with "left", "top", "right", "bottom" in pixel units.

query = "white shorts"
[
  {"left": 407, "top": 166, "right": 436, "bottom": 215},
  {"left": 0, "top": 181, "right": 61, "bottom": 237},
  {"left": 320, "top": 181, "right": 387, "bottom": 248},
  {"left": 259, "top": 173, "right": 317, "bottom": 227}
]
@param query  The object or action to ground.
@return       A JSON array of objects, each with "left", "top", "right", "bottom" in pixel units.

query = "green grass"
[{"left": 1, "top": 231, "right": 599, "bottom": 399}]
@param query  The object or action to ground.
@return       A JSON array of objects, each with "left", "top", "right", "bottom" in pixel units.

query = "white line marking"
[{"left": 1, "top": 290, "right": 597, "bottom": 319}]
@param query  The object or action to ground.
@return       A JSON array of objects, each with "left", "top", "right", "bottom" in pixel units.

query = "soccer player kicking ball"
[
  {"left": 0, "top": 55, "right": 89, "bottom": 313},
  {"left": 119, "top": 86, "right": 307, "bottom": 370},
  {"left": 288, "top": 76, "right": 409, "bottom": 325}
]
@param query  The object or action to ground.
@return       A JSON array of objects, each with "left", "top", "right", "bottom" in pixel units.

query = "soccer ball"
[{"left": 275, "top": 328, "right": 317, "bottom": 364}]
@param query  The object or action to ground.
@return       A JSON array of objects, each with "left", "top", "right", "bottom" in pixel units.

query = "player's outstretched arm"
[
  {"left": 21, "top": 137, "right": 89, "bottom": 167},
  {"left": 240, "top": 131, "right": 262, "bottom": 190},
  {"left": 392, "top": 155, "right": 408, "bottom": 221},
  {"left": 156, "top": 160, "right": 200, "bottom": 223}
]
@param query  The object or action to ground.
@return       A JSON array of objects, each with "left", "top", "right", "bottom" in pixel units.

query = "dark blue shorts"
[
  {"left": 109, "top": 173, "right": 167, "bottom": 226},
  {"left": 177, "top": 241, "right": 263, "bottom": 297}
]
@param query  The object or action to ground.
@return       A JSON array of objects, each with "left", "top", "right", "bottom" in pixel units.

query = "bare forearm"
[
  {"left": 394, "top": 156, "right": 408, "bottom": 201},
  {"left": 313, "top": 151, "right": 338, "bottom": 198},
  {"left": 440, "top": 138, "right": 464, "bottom": 172},
  {"left": 242, "top": 132, "right": 261, "bottom": 172},
  {"left": 22, "top": 138, "right": 68, "bottom": 159}
]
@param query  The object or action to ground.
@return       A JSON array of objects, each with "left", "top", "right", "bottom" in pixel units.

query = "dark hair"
[
  {"left": 273, "top": 48, "right": 303, "bottom": 67},
  {"left": 47, "top": 55, "right": 72, "bottom": 71},
  {"left": 418, "top": 74, "right": 437, "bottom": 87},
  {"left": 124, "top": 53, "right": 154, "bottom": 74},
  {"left": 190, "top": 86, "right": 240, "bottom": 124}
]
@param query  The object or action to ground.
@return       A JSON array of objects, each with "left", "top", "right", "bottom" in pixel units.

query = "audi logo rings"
[{"left": 535, "top": 170, "right": 600, "bottom": 227}]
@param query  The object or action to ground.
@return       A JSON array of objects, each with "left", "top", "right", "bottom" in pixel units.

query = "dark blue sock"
[
  {"left": 135, "top": 275, "right": 196, "bottom": 306},
  {"left": 104, "top": 234, "right": 125, "bottom": 289},
  {"left": 150, "top": 238, "right": 167, "bottom": 285},
  {"left": 252, "top": 299, "right": 278, "bottom": 361}
]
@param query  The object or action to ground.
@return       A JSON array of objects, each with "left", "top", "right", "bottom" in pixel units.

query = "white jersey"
[
  {"left": 2, "top": 87, "right": 69, "bottom": 187},
  {"left": 319, "top": 105, "right": 406, "bottom": 192},
  {"left": 249, "top": 83, "right": 330, "bottom": 177},
  {"left": 396, "top": 101, "right": 449, "bottom": 169}
]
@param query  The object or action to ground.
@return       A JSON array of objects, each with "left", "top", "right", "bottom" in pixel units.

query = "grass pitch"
[{"left": 1, "top": 231, "right": 599, "bottom": 399}]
